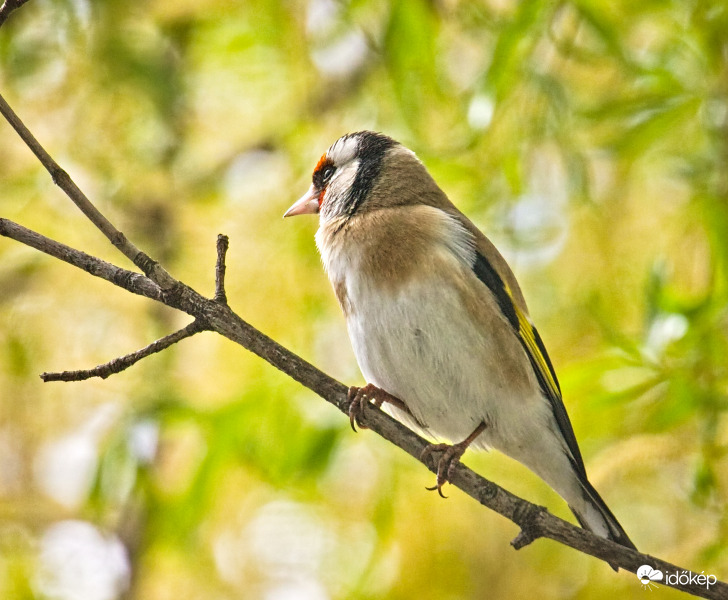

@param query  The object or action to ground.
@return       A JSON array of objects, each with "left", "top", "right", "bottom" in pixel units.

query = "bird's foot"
[
  {"left": 347, "top": 383, "right": 412, "bottom": 432},
  {"left": 420, "top": 442, "right": 468, "bottom": 498},
  {"left": 420, "top": 422, "right": 487, "bottom": 498}
]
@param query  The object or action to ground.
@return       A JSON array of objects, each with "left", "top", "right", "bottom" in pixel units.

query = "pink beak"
[{"left": 283, "top": 185, "right": 320, "bottom": 217}]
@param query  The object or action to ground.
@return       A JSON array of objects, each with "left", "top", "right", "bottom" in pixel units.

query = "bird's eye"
[{"left": 321, "top": 165, "right": 336, "bottom": 184}]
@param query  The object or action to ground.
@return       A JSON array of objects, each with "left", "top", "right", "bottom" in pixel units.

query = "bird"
[{"left": 284, "top": 130, "right": 636, "bottom": 552}]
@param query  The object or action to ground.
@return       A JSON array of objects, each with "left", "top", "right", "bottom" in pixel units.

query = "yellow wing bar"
[{"left": 514, "top": 307, "right": 561, "bottom": 400}]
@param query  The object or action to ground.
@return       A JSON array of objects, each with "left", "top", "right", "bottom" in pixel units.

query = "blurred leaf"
[
  {"left": 612, "top": 95, "right": 701, "bottom": 156},
  {"left": 486, "top": 0, "right": 547, "bottom": 99},
  {"left": 5, "top": 334, "right": 30, "bottom": 378},
  {"left": 691, "top": 455, "right": 717, "bottom": 506},
  {"left": 383, "top": 0, "right": 438, "bottom": 128}
]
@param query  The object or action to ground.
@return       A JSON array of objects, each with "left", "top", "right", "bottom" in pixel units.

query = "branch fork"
[
  {"left": 510, "top": 502, "right": 547, "bottom": 550},
  {"left": 37, "top": 233, "right": 233, "bottom": 382}
]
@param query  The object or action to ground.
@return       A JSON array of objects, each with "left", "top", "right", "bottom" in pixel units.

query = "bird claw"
[
  {"left": 347, "top": 385, "right": 371, "bottom": 432},
  {"left": 420, "top": 422, "right": 487, "bottom": 498},
  {"left": 420, "top": 443, "right": 467, "bottom": 498},
  {"left": 347, "top": 383, "right": 411, "bottom": 432}
]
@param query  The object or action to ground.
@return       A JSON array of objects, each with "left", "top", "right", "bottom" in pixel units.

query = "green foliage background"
[{"left": 1, "top": 0, "right": 727, "bottom": 598}]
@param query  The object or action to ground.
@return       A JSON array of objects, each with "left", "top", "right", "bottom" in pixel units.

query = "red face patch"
[{"left": 314, "top": 153, "right": 328, "bottom": 174}]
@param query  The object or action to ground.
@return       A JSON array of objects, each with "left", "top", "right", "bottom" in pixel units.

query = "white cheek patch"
[
  {"left": 329, "top": 159, "right": 359, "bottom": 197},
  {"left": 320, "top": 158, "right": 360, "bottom": 220}
]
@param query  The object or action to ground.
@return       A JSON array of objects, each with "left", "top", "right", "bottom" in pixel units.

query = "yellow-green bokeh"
[{"left": 1, "top": 1, "right": 727, "bottom": 599}]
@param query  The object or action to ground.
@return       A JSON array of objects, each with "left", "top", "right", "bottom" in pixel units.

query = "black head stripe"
[{"left": 346, "top": 131, "right": 397, "bottom": 216}]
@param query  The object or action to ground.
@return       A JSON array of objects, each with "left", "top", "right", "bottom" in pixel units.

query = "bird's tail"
[{"left": 569, "top": 477, "right": 636, "bottom": 551}]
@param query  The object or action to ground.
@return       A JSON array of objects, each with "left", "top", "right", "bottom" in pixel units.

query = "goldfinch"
[{"left": 285, "top": 131, "right": 635, "bottom": 550}]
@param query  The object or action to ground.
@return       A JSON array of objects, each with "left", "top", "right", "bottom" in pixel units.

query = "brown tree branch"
[
  {"left": 0, "top": 52, "right": 725, "bottom": 600},
  {"left": 40, "top": 320, "right": 209, "bottom": 382},
  {"left": 214, "top": 234, "right": 229, "bottom": 304},
  {"left": 0, "top": 218, "right": 162, "bottom": 302},
  {"left": 0, "top": 0, "right": 30, "bottom": 27}
]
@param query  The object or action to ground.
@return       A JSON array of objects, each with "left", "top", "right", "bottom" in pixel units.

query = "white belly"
[{"left": 345, "top": 272, "right": 549, "bottom": 450}]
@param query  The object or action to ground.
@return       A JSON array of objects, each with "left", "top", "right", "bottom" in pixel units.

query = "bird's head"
[{"left": 285, "top": 131, "right": 440, "bottom": 224}]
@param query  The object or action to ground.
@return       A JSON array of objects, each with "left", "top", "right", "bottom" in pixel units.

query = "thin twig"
[
  {"left": 215, "top": 234, "right": 229, "bottom": 304},
  {"left": 40, "top": 320, "right": 209, "bottom": 382},
  {"left": 0, "top": 0, "right": 31, "bottom": 27},
  {"left": 0, "top": 218, "right": 162, "bottom": 302}
]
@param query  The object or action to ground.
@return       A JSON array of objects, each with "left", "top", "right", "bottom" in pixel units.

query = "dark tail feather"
[{"left": 570, "top": 478, "right": 636, "bottom": 559}]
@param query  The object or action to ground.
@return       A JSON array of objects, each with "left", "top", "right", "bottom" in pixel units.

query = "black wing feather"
[{"left": 472, "top": 250, "right": 587, "bottom": 480}]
